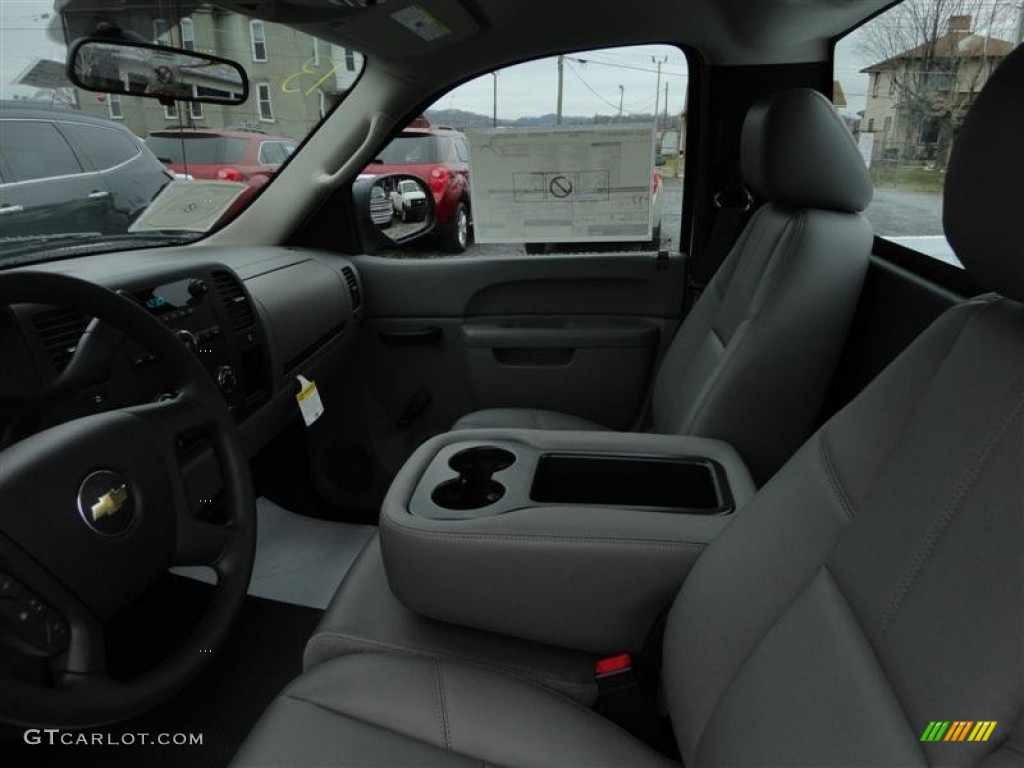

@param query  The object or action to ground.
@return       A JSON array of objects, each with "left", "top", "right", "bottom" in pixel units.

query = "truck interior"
[{"left": 0, "top": 0, "right": 1020, "bottom": 765}]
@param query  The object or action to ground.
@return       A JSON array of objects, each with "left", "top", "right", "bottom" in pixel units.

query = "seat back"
[
  {"left": 650, "top": 89, "right": 873, "bottom": 483},
  {"left": 663, "top": 50, "right": 1024, "bottom": 766}
]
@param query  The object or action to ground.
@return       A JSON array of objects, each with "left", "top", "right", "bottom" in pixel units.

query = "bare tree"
[{"left": 856, "top": 0, "right": 1017, "bottom": 164}]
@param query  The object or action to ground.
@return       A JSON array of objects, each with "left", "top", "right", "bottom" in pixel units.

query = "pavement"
[{"left": 865, "top": 188, "right": 943, "bottom": 237}]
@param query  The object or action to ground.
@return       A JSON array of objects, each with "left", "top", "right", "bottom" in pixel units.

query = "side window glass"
[
  {"left": 0, "top": 121, "right": 83, "bottom": 182},
  {"left": 259, "top": 141, "right": 285, "bottom": 165},
  {"left": 60, "top": 123, "right": 140, "bottom": 171},
  {"left": 834, "top": 2, "right": 1019, "bottom": 267},
  {"left": 367, "top": 44, "right": 687, "bottom": 258}
]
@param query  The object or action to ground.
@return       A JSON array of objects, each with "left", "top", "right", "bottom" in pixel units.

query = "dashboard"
[{"left": 0, "top": 246, "right": 363, "bottom": 512}]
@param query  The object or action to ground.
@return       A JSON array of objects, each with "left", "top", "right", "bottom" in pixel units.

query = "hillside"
[{"left": 424, "top": 107, "right": 660, "bottom": 130}]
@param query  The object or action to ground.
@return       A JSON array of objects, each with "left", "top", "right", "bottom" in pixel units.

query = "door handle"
[
  {"left": 87, "top": 190, "right": 110, "bottom": 200},
  {"left": 379, "top": 327, "right": 442, "bottom": 346},
  {"left": 0, "top": 205, "right": 24, "bottom": 215}
]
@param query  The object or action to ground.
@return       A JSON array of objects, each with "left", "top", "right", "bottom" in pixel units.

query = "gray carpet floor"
[{"left": 173, "top": 497, "right": 375, "bottom": 608}]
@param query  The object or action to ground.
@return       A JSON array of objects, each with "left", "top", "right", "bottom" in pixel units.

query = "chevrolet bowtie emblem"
[{"left": 91, "top": 485, "right": 128, "bottom": 522}]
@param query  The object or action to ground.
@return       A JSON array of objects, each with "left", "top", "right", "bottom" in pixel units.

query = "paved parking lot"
[{"left": 865, "top": 188, "right": 943, "bottom": 237}]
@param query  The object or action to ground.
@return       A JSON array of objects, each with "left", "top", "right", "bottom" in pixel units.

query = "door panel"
[
  {"left": 329, "top": 252, "right": 686, "bottom": 508},
  {"left": 461, "top": 316, "right": 659, "bottom": 425}
]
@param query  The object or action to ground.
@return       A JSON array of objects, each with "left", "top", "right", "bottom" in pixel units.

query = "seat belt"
[
  {"left": 685, "top": 175, "right": 754, "bottom": 312},
  {"left": 633, "top": 182, "right": 752, "bottom": 430},
  {"left": 594, "top": 653, "right": 678, "bottom": 758}
]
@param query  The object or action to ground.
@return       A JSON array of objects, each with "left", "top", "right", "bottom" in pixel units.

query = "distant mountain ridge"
[{"left": 425, "top": 107, "right": 661, "bottom": 130}]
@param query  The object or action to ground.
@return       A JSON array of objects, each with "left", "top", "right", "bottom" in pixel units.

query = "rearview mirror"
[
  {"left": 67, "top": 38, "right": 248, "bottom": 106},
  {"left": 352, "top": 174, "right": 435, "bottom": 252}
]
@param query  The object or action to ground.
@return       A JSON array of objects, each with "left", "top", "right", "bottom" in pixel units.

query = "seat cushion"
[
  {"left": 304, "top": 534, "right": 600, "bottom": 704},
  {"left": 453, "top": 407, "right": 609, "bottom": 432},
  {"left": 231, "top": 654, "right": 674, "bottom": 768}
]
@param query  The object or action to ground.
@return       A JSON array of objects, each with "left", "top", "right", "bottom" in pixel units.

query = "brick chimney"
[{"left": 948, "top": 15, "right": 972, "bottom": 33}]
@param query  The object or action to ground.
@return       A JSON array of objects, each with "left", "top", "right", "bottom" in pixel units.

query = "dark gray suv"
[{"left": 0, "top": 104, "right": 172, "bottom": 239}]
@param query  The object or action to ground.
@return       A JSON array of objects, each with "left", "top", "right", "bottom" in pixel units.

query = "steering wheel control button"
[
  {"left": 0, "top": 574, "right": 69, "bottom": 655},
  {"left": 0, "top": 574, "right": 23, "bottom": 599},
  {"left": 77, "top": 470, "right": 136, "bottom": 536},
  {"left": 0, "top": 599, "right": 46, "bottom": 652}
]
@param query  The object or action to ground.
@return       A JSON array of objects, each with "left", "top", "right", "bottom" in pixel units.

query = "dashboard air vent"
[
  {"left": 32, "top": 308, "right": 89, "bottom": 371},
  {"left": 341, "top": 266, "right": 361, "bottom": 311},
  {"left": 212, "top": 270, "right": 255, "bottom": 331}
]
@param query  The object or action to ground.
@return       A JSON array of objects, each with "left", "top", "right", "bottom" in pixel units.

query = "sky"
[{"left": 431, "top": 45, "right": 691, "bottom": 120}]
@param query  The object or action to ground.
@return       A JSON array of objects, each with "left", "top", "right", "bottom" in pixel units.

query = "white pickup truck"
[{"left": 390, "top": 178, "right": 429, "bottom": 222}]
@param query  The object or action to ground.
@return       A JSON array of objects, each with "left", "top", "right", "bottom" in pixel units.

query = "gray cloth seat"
[
  {"left": 455, "top": 88, "right": 874, "bottom": 483},
  {"left": 454, "top": 406, "right": 607, "bottom": 432},
  {"left": 304, "top": 534, "right": 602, "bottom": 704},
  {"left": 232, "top": 654, "right": 673, "bottom": 767},
  {"left": 233, "top": 53, "right": 1024, "bottom": 768}
]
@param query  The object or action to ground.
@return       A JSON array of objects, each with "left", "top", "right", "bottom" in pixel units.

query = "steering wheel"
[{"left": 0, "top": 271, "right": 256, "bottom": 727}]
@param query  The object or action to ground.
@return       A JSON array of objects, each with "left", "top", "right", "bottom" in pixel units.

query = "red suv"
[
  {"left": 144, "top": 127, "right": 297, "bottom": 193},
  {"left": 364, "top": 126, "right": 471, "bottom": 252}
]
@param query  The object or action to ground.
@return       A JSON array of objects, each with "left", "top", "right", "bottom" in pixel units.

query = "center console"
[{"left": 379, "top": 428, "right": 755, "bottom": 655}]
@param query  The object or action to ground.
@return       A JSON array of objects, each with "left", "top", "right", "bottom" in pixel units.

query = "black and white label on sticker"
[{"left": 296, "top": 375, "right": 325, "bottom": 426}]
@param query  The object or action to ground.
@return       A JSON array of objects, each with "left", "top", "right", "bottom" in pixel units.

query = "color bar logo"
[{"left": 920, "top": 721, "right": 997, "bottom": 742}]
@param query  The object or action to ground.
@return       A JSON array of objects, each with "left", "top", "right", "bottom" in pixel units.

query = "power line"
[
  {"left": 567, "top": 56, "right": 688, "bottom": 77},
  {"left": 564, "top": 62, "right": 622, "bottom": 111},
  {"left": 623, "top": 92, "right": 659, "bottom": 108},
  {"left": 565, "top": 62, "right": 664, "bottom": 116}
]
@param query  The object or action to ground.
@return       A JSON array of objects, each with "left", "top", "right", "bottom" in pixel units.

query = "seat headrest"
[
  {"left": 944, "top": 43, "right": 1024, "bottom": 302},
  {"left": 741, "top": 88, "right": 872, "bottom": 212}
]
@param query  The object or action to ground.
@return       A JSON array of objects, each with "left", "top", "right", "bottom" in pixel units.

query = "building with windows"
[
  {"left": 69, "top": 6, "right": 361, "bottom": 141},
  {"left": 859, "top": 15, "right": 1013, "bottom": 165}
]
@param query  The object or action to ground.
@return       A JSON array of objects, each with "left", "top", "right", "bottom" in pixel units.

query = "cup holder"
[
  {"left": 431, "top": 446, "right": 516, "bottom": 510},
  {"left": 448, "top": 446, "right": 516, "bottom": 475}
]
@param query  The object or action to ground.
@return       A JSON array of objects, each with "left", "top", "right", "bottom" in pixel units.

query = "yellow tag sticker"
[{"left": 295, "top": 375, "right": 325, "bottom": 426}]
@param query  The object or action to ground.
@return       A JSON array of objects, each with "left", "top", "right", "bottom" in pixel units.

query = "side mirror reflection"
[{"left": 357, "top": 174, "right": 435, "bottom": 248}]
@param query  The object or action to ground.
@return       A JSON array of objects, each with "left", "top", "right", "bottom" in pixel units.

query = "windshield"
[{"left": 0, "top": 0, "right": 365, "bottom": 265}]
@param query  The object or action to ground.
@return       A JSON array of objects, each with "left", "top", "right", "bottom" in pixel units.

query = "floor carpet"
[{"left": 173, "top": 496, "right": 375, "bottom": 609}]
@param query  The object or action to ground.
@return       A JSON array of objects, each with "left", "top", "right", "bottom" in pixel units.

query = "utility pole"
[
  {"left": 652, "top": 55, "right": 667, "bottom": 126},
  {"left": 618, "top": 84, "right": 624, "bottom": 121},
  {"left": 663, "top": 81, "right": 669, "bottom": 131},
  {"left": 556, "top": 55, "right": 565, "bottom": 125},
  {"left": 492, "top": 71, "right": 498, "bottom": 127},
  {"left": 678, "top": 81, "right": 688, "bottom": 174}
]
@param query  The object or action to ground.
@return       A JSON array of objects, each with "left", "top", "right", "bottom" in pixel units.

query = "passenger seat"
[{"left": 454, "top": 88, "right": 873, "bottom": 483}]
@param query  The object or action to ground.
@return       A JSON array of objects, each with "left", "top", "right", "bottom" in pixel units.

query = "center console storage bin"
[
  {"left": 380, "top": 428, "right": 756, "bottom": 655},
  {"left": 530, "top": 454, "right": 730, "bottom": 512}
]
